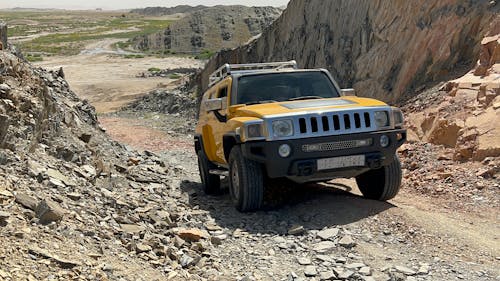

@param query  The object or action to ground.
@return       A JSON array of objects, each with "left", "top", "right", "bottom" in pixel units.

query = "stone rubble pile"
[
  {"left": 0, "top": 50, "right": 215, "bottom": 280},
  {"left": 403, "top": 20, "right": 500, "bottom": 162},
  {"left": 124, "top": 77, "right": 199, "bottom": 119}
]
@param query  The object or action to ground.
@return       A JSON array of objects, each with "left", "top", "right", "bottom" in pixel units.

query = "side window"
[{"left": 218, "top": 86, "right": 228, "bottom": 98}]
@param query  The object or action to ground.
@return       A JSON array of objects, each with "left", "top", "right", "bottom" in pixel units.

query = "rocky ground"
[{"left": 1, "top": 27, "right": 499, "bottom": 281}]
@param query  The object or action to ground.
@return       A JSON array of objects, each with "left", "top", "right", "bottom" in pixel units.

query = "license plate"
[{"left": 317, "top": 155, "right": 365, "bottom": 170}]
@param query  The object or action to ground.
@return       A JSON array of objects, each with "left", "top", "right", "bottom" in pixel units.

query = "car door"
[
  {"left": 212, "top": 81, "right": 230, "bottom": 164},
  {"left": 201, "top": 80, "right": 230, "bottom": 165}
]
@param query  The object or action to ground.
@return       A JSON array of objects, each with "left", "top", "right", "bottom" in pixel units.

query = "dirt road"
[
  {"left": 100, "top": 114, "right": 499, "bottom": 281},
  {"left": 35, "top": 39, "right": 203, "bottom": 113}
]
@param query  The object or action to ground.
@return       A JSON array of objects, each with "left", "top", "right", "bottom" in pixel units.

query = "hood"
[{"left": 233, "top": 96, "right": 388, "bottom": 118}]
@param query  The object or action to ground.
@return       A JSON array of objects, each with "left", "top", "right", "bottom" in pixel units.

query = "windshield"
[{"left": 235, "top": 71, "right": 340, "bottom": 105}]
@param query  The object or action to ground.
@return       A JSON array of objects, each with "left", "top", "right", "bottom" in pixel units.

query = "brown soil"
[
  {"left": 99, "top": 117, "right": 192, "bottom": 152},
  {"left": 35, "top": 39, "right": 202, "bottom": 113}
]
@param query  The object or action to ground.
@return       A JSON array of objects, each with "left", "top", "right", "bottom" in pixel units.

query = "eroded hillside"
[
  {"left": 132, "top": 6, "right": 282, "bottom": 55},
  {"left": 130, "top": 5, "right": 208, "bottom": 17},
  {"left": 201, "top": 0, "right": 499, "bottom": 103}
]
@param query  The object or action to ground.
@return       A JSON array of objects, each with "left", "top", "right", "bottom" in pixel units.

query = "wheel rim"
[{"left": 230, "top": 161, "right": 240, "bottom": 200}]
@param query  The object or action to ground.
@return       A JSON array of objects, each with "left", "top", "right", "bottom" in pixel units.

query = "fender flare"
[{"left": 223, "top": 133, "right": 241, "bottom": 162}]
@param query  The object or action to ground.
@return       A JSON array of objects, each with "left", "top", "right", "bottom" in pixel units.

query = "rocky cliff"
[
  {"left": 404, "top": 17, "right": 500, "bottom": 161},
  {"left": 201, "top": 0, "right": 499, "bottom": 103},
  {"left": 132, "top": 6, "right": 282, "bottom": 54},
  {"left": 130, "top": 5, "right": 208, "bottom": 16}
]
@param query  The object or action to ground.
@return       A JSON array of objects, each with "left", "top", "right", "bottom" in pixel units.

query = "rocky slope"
[
  {"left": 130, "top": 5, "right": 208, "bottom": 17},
  {"left": 0, "top": 50, "right": 217, "bottom": 280},
  {"left": 132, "top": 6, "right": 282, "bottom": 54},
  {"left": 403, "top": 17, "right": 500, "bottom": 161},
  {"left": 124, "top": 78, "right": 199, "bottom": 120},
  {"left": 201, "top": 0, "right": 499, "bottom": 103}
]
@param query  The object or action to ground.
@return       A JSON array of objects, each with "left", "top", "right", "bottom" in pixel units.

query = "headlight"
[
  {"left": 392, "top": 108, "right": 404, "bottom": 127},
  {"left": 374, "top": 111, "right": 389, "bottom": 127},
  {"left": 240, "top": 121, "right": 265, "bottom": 141},
  {"left": 247, "top": 124, "right": 263, "bottom": 138},
  {"left": 272, "top": 119, "right": 294, "bottom": 137}
]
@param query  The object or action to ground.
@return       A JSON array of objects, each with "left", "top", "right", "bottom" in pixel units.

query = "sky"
[{"left": 0, "top": 0, "right": 290, "bottom": 10}]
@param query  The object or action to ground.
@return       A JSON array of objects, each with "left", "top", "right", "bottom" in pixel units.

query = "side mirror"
[
  {"left": 341, "top": 88, "right": 356, "bottom": 96},
  {"left": 205, "top": 97, "right": 227, "bottom": 112}
]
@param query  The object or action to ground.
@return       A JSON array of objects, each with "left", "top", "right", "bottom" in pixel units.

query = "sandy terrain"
[{"left": 35, "top": 39, "right": 203, "bottom": 113}]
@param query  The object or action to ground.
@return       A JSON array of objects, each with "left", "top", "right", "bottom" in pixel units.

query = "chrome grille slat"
[
  {"left": 305, "top": 111, "right": 372, "bottom": 135},
  {"left": 266, "top": 106, "right": 391, "bottom": 141}
]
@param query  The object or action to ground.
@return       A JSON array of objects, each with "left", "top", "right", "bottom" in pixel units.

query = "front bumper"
[{"left": 240, "top": 129, "right": 406, "bottom": 180}]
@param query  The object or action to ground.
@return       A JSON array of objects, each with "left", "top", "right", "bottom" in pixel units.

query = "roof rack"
[{"left": 208, "top": 60, "right": 298, "bottom": 88}]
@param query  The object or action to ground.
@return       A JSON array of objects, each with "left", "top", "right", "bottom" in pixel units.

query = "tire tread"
[
  {"left": 229, "top": 146, "right": 264, "bottom": 212},
  {"left": 356, "top": 155, "right": 402, "bottom": 201}
]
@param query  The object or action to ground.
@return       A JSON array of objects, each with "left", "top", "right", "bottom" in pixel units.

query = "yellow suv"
[{"left": 195, "top": 61, "right": 406, "bottom": 212}]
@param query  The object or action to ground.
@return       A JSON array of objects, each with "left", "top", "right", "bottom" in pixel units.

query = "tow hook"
[
  {"left": 297, "top": 161, "right": 315, "bottom": 176},
  {"left": 367, "top": 155, "right": 384, "bottom": 169}
]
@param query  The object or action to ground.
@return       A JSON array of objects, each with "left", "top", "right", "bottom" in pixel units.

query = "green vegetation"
[
  {"left": 169, "top": 73, "right": 181, "bottom": 79},
  {"left": 123, "top": 54, "right": 145, "bottom": 59},
  {"left": 195, "top": 49, "right": 215, "bottom": 60},
  {"left": 25, "top": 53, "right": 43, "bottom": 62},
  {"left": 114, "top": 41, "right": 131, "bottom": 50},
  {"left": 148, "top": 67, "right": 161, "bottom": 72},
  {"left": 0, "top": 10, "right": 173, "bottom": 57}
]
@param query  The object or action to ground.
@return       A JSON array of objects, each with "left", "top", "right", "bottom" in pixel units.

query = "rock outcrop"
[
  {"left": 132, "top": 6, "right": 282, "bottom": 54},
  {"left": 404, "top": 16, "right": 500, "bottom": 161},
  {"left": 130, "top": 5, "right": 208, "bottom": 17},
  {"left": 200, "top": 0, "right": 499, "bottom": 103}
]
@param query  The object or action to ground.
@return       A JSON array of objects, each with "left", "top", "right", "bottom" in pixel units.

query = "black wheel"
[
  {"left": 228, "top": 146, "right": 264, "bottom": 212},
  {"left": 356, "top": 155, "right": 402, "bottom": 200},
  {"left": 197, "top": 150, "right": 221, "bottom": 195}
]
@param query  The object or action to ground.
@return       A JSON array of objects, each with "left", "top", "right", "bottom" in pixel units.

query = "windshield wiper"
[
  {"left": 246, "top": 100, "right": 278, "bottom": 105},
  {"left": 287, "top": 96, "right": 324, "bottom": 101}
]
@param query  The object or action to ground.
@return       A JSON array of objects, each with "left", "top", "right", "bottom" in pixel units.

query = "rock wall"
[
  {"left": 200, "top": 0, "right": 499, "bottom": 103},
  {"left": 404, "top": 16, "right": 500, "bottom": 161},
  {"left": 133, "top": 6, "right": 282, "bottom": 54}
]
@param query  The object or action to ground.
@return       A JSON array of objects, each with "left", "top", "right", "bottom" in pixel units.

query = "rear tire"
[
  {"left": 228, "top": 146, "right": 264, "bottom": 212},
  {"left": 197, "top": 150, "right": 221, "bottom": 195},
  {"left": 356, "top": 155, "right": 402, "bottom": 200}
]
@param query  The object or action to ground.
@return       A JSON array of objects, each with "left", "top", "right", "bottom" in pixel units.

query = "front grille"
[
  {"left": 302, "top": 139, "right": 373, "bottom": 152},
  {"left": 265, "top": 107, "right": 391, "bottom": 141},
  {"left": 297, "top": 111, "right": 375, "bottom": 135}
]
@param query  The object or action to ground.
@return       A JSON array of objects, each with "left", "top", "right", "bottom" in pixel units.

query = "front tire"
[
  {"left": 228, "top": 146, "right": 264, "bottom": 212},
  {"left": 197, "top": 150, "right": 221, "bottom": 195},
  {"left": 356, "top": 155, "right": 402, "bottom": 200}
]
